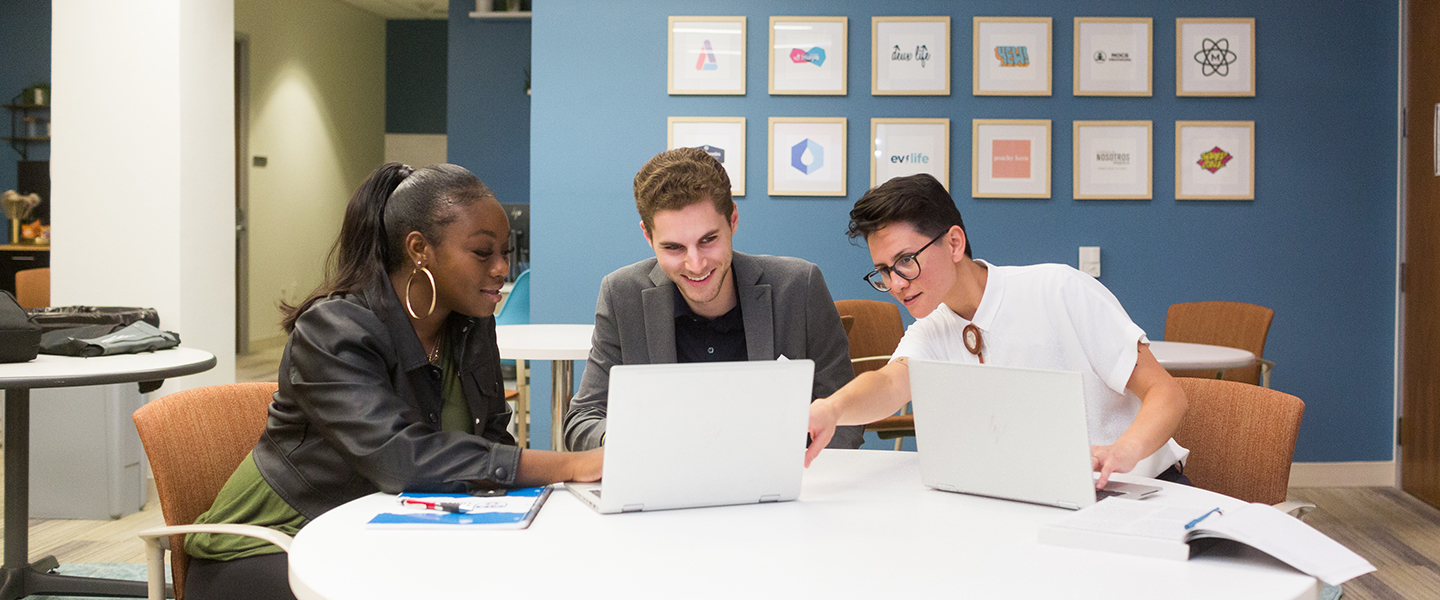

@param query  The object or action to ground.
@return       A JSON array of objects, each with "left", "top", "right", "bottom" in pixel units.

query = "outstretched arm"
[
  {"left": 1090, "top": 343, "right": 1188, "bottom": 488},
  {"left": 805, "top": 358, "right": 913, "bottom": 466}
]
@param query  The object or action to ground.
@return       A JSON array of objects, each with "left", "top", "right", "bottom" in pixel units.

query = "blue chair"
[
  {"left": 495, "top": 269, "right": 530, "bottom": 326},
  {"left": 495, "top": 270, "right": 530, "bottom": 446}
]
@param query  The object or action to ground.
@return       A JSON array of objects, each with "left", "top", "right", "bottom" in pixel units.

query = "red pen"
[{"left": 401, "top": 498, "right": 467, "bottom": 513}]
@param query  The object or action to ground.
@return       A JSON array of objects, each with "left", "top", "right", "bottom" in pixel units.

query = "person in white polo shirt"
[{"left": 805, "top": 173, "right": 1189, "bottom": 488}]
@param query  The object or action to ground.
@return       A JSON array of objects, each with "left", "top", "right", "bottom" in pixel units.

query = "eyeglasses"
[{"left": 862, "top": 232, "right": 946, "bottom": 292}]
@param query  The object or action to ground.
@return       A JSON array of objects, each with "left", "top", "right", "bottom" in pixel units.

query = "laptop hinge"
[
  {"left": 1057, "top": 501, "right": 1081, "bottom": 510},
  {"left": 759, "top": 494, "right": 781, "bottom": 503},
  {"left": 621, "top": 504, "right": 644, "bottom": 513}
]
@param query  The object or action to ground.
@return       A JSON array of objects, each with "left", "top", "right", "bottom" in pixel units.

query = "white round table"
[
  {"left": 0, "top": 347, "right": 216, "bottom": 600},
  {"left": 288, "top": 450, "right": 1318, "bottom": 600},
  {"left": 1150, "top": 340, "right": 1254, "bottom": 368},
  {"left": 495, "top": 324, "right": 594, "bottom": 451}
]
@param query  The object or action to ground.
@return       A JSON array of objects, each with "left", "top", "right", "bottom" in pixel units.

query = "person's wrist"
[{"left": 816, "top": 396, "right": 841, "bottom": 426}]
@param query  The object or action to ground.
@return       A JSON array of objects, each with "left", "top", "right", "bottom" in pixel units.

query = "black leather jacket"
[{"left": 252, "top": 275, "right": 521, "bottom": 520}]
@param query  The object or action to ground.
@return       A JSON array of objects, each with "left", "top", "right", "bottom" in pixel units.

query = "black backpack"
[{"left": 0, "top": 291, "right": 41, "bottom": 363}]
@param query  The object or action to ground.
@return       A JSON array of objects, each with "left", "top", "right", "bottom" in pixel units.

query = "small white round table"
[
  {"left": 1149, "top": 340, "right": 1271, "bottom": 388},
  {"left": 0, "top": 347, "right": 216, "bottom": 600},
  {"left": 1149, "top": 341, "right": 1256, "bottom": 371},
  {"left": 495, "top": 324, "right": 594, "bottom": 451},
  {"left": 287, "top": 450, "right": 1319, "bottom": 600}
]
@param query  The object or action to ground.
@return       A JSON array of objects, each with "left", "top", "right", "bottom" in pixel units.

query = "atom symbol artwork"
[{"left": 1194, "top": 38, "right": 1238, "bottom": 77}]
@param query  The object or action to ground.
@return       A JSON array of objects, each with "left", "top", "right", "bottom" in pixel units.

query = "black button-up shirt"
[{"left": 674, "top": 289, "right": 747, "bottom": 363}]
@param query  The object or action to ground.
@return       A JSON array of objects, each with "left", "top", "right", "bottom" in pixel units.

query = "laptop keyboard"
[{"left": 1095, "top": 488, "right": 1124, "bottom": 501}]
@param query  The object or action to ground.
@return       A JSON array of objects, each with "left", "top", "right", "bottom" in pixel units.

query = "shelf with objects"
[
  {"left": 3, "top": 85, "right": 50, "bottom": 161},
  {"left": 2, "top": 86, "right": 51, "bottom": 294}
]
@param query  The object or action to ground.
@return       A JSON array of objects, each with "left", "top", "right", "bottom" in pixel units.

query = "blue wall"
[
  {"left": 0, "top": 0, "right": 52, "bottom": 243},
  {"left": 483, "top": 0, "right": 1398, "bottom": 459},
  {"left": 447, "top": 4, "right": 530, "bottom": 205},
  {"left": 386, "top": 20, "right": 448, "bottom": 134}
]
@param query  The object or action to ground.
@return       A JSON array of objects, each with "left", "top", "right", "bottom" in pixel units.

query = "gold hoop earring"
[{"left": 405, "top": 264, "right": 437, "bottom": 320}]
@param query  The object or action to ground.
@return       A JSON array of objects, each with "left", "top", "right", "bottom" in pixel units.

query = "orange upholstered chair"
[
  {"left": 834, "top": 299, "right": 911, "bottom": 449},
  {"left": 1164, "top": 301, "right": 1275, "bottom": 386},
  {"left": 1172, "top": 378, "right": 1305, "bottom": 506},
  {"left": 132, "top": 382, "right": 288, "bottom": 599},
  {"left": 14, "top": 267, "right": 48, "bottom": 309}
]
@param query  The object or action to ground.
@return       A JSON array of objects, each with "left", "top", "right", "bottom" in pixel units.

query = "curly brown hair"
[{"left": 633, "top": 147, "right": 734, "bottom": 232}]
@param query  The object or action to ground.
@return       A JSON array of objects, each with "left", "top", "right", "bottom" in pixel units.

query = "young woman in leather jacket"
[{"left": 181, "top": 163, "right": 603, "bottom": 600}]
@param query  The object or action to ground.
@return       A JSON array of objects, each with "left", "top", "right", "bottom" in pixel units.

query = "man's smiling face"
[{"left": 644, "top": 199, "right": 739, "bottom": 319}]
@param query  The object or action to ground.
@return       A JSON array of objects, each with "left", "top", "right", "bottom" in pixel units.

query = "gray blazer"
[{"left": 564, "top": 251, "right": 865, "bottom": 451}]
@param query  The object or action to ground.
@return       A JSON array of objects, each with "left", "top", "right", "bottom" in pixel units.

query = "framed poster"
[
  {"left": 1175, "top": 121, "right": 1255, "bottom": 200},
  {"left": 972, "top": 119, "right": 1051, "bottom": 198},
  {"left": 871, "top": 118, "right": 949, "bottom": 189},
  {"left": 1073, "top": 120, "right": 1152, "bottom": 200},
  {"left": 668, "top": 16, "right": 746, "bottom": 95},
  {"left": 668, "top": 117, "right": 747, "bottom": 196},
  {"left": 769, "top": 117, "right": 847, "bottom": 197},
  {"left": 973, "top": 17, "right": 1052, "bottom": 96},
  {"left": 769, "top": 16, "right": 847, "bottom": 95},
  {"left": 872, "top": 16, "right": 951, "bottom": 96},
  {"left": 1073, "top": 17, "right": 1152, "bottom": 96},
  {"left": 1176, "top": 18, "right": 1255, "bottom": 97}
]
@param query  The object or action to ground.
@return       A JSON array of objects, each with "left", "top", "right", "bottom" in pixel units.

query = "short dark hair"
[
  {"left": 847, "top": 173, "right": 972, "bottom": 258},
  {"left": 633, "top": 147, "right": 734, "bottom": 232}
]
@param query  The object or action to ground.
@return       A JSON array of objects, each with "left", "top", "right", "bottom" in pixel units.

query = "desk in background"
[
  {"left": 289, "top": 450, "right": 1318, "bottom": 600},
  {"left": 1150, "top": 340, "right": 1271, "bottom": 388},
  {"left": 495, "top": 324, "right": 593, "bottom": 451},
  {"left": 0, "top": 348, "right": 216, "bottom": 600}
]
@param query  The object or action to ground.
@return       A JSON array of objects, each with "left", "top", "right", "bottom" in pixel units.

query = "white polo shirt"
[{"left": 892, "top": 260, "right": 1188, "bottom": 478}]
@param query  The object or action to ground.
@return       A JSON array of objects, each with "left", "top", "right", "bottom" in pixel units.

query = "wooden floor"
[{"left": 2, "top": 345, "right": 1434, "bottom": 600}]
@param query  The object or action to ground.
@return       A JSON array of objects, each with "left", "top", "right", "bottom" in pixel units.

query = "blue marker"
[{"left": 1184, "top": 507, "right": 1223, "bottom": 530}]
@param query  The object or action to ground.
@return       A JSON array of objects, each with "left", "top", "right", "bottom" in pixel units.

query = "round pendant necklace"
[{"left": 963, "top": 323, "right": 985, "bottom": 364}]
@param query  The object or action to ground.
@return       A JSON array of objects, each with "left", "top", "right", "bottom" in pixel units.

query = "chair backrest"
[
  {"left": 835, "top": 299, "right": 905, "bottom": 376},
  {"left": 1172, "top": 378, "right": 1304, "bottom": 505},
  {"left": 1164, "top": 301, "right": 1274, "bottom": 384},
  {"left": 495, "top": 269, "right": 530, "bottom": 326},
  {"left": 133, "top": 382, "right": 278, "bottom": 598},
  {"left": 14, "top": 267, "right": 49, "bottom": 309}
]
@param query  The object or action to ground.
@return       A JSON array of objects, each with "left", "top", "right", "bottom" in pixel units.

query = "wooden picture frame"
[
  {"left": 669, "top": 116, "right": 747, "bottom": 196},
  {"left": 973, "top": 17, "right": 1052, "bottom": 96},
  {"left": 668, "top": 16, "right": 746, "bottom": 95},
  {"left": 1175, "top": 120, "right": 1255, "bottom": 200},
  {"left": 1073, "top": 120, "right": 1152, "bottom": 200},
  {"left": 1176, "top": 18, "right": 1255, "bottom": 97},
  {"left": 972, "top": 119, "right": 1051, "bottom": 198},
  {"left": 769, "top": 117, "right": 847, "bottom": 197},
  {"left": 769, "top": 16, "right": 847, "bottom": 95},
  {"left": 871, "top": 118, "right": 949, "bottom": 189},
  {"left": 1073, "top": 17, "right": 1152, "bottom": 97},
  {"left": 872, "top": 16, "right": 951, "bottom": 96}
]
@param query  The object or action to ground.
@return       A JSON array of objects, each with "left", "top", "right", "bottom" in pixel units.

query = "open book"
[
  {"left": 367, "top": 487, "right": 551, "bottom": 530},
  {"left": 1038, "top": 498, "right": 1374, "bottom": 586}
]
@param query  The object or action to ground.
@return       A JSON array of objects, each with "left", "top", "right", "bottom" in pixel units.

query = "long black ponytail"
[{"left": 280, "top": 162, "right": 494, "bottom": 332}]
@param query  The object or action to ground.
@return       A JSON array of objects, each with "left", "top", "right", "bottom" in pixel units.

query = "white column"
[{"left": 51, "top": 0, "right": 236, "bottom": 389}]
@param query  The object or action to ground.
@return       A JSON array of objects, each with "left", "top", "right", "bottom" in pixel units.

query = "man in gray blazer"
[{"left": 564, "top": 148, "right": 865, "bottom": 451}]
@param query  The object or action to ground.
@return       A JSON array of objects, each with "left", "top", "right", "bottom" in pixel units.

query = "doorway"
[{"left": 1402, "top": 0, "right": 1440, "bottom": 509}]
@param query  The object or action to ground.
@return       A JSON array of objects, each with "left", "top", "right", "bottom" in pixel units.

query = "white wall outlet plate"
[{"left": 1079, "top": 246, "right": 1101, "bottom": 278}]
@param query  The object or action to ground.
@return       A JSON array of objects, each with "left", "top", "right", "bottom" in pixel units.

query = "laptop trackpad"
[{"left": 1099, "top": 480, "right": 1162, "bottom": 500}]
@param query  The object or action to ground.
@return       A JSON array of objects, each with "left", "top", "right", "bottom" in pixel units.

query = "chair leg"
[
  {"left": 524, "top": 358, "right": 535, "bottom": 446},
  {"left": 144, "top": 538, "right": 166, "bottom": 600},
  {"left": 895, "top": 402, "right": 912, "bottom": 451}
]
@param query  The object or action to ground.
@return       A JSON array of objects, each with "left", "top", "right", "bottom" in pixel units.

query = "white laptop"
[
  {"left": 908, "top": 359, "right": 1161, "bottom": 510},
  {"left": 566, "top": 359, "right": 813, "bottom": 514}
]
